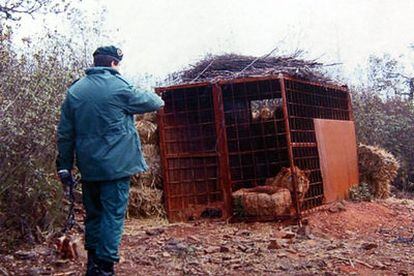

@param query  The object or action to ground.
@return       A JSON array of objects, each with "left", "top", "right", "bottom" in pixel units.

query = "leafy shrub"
[
  {"left": 349, "top": 183, "right": 373, "bottom": 202},
  {"left": 0, "top": 29, "right": 83, "bottom": 247},
  {"left": 352, "top": 90, "right": 414, "bottom": 192}
]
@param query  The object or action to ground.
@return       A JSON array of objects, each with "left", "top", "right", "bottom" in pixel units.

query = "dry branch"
[{"left": 169, "top": 53, "right": 336, "bottom": 84}]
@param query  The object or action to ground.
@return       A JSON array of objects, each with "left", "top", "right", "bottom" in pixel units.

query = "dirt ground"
[{"left": 1, "top": 198, "right": 413, "bottom": 276}]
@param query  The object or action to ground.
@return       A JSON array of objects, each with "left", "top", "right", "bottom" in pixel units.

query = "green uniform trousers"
[{"left": 82, "top": 177, "right": 130, "bottom": 262}]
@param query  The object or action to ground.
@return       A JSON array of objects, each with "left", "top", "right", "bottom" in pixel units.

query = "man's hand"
[{"left": 57, "top": 169, "right": 75, "bottom": 189}]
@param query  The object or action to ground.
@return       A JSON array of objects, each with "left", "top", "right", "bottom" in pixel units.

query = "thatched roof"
[{"left": 168, "top": 52, "right": 337, "bottom": 84}]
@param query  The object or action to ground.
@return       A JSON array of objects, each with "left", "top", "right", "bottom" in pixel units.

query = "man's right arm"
[{"left": 116, "top": 83, "right": 164, "bottom": 115}]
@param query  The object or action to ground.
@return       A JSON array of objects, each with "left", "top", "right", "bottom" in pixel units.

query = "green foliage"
[
  {"left": 0, "top": 2, "right": 111, "bottom": 248},
  {"left": 352, "top": 90, "right": 414, "bottom": 192},
  {"left": 349, "top": 183, "right": 373, "bottom": 202},
  {"left": 367, "top": 53, "right": 408, "bottom": 98},
  {"left": 232, "top": 197, "right": 246, "bottom": 218},
  {"left": 0, "top": 28, "right": 84, "bottom": 247},
  {"left": 0, "top": 0, "right": 70, "bottom": 21}
]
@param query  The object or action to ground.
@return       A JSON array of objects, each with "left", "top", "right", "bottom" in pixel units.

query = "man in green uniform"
[{"left": 56, "top": 46, "right": 164, "bottom": 275}]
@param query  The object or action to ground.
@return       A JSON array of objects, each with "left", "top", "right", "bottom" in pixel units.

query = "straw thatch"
[
  {"left": 358, "top": 144, "right": 400, "bottom": 198},
  {"left": 169, "top": 52, "right": 335, "bottom": 84},
  {"left": 128, "top": 185, "right": 165, "bottom": 218}
]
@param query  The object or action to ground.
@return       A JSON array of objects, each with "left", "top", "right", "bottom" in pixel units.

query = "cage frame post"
[
  {"left": 279, "top": 75, "right": 302, "bottom": 221},
  {"left": 212, "top": 83, "right": 233, "bottom": 219},
  {"left": 156, "top": 88, "right": 171, "bottom": 219}
]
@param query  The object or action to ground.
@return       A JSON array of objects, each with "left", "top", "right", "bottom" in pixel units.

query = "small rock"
[
  {"left": 374, "top": 261, "right": 386, "bottom": 269},
  {"left": 14, "top": 250, "right": 36, "bottom": 260},
  {"left": 164, "top": 239, "right": 189, "bottom": 253},
  {"left": 2, "top": 255, "right": 13, "bottom": 262},
  {"left": 317, "top": 260, "right": 327, "bottom": 268},
  {"left": 286, "top": 248, "right": 297, "bottom": 254},
  {"left": 398, "top": 270, "right": 409, "bottom": 276},
  {"left": 238, "top": 230, "right": 251, "bottom": 236},
  {"left": 162, "top": 252, "right": 171, "bottom": 258},
  {"left": 278, "top": 264, "right": 289, "bottom": 271},
  {"left": 220, "top": 245, "right": 230, "bottom": 253},
  {"left": 361, "top": 242, "right": 378, "bottom": 250},
  {"left": 27, "top": 268, "right": 42, "bottom": 276},
  {"left": 328, "top": 201, "right": 346, "bottom": 213},
  {"left": 0, "top": 267, "right": 9, "bottom": 276},
  {"left": 237, "top": 244, "right": 248, "bottom": 252},
  {"left": 282, "top": 232, "right": 296, "bottom": 239},
  {"left": 145, "top": 228, "right": 165, "bottom": 236},
  {"left": 188, "top": 235, "right": 201, "bottom": 243},
  {"left": 204, "top": 246, "right": 220, "bottom": 254},
  {"left": 297, "top": 225, "right": 312, "bottom": 238},
  {"left": 268, "top": 239, "right": 282, "bottom": 250},
  {"left": 54, "top": 259, "right": 69, "bottom": 266}
]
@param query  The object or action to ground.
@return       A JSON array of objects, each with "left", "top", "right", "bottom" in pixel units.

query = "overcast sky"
[{"left": 17, "top": 0, "right": 414, "bottom": 84}]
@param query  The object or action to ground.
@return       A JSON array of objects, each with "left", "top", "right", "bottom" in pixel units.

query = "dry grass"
[
  {"left": 169, "top": 52, "right": 335, "bottom": 84},
  {"left": 135, "top": 120, "right": 158, "bottom": 144},
  {"left": 129, "top": 118, "right": 165, "bottom": 219},
  {"left": 358, "top": 144, "right": 400, "bottom": 198},
  {"left": 131, "top": 144, "right": 162, "bottom": 189},
  {"left": 128, "top": 185, "right": 165, "bottom": 219}
]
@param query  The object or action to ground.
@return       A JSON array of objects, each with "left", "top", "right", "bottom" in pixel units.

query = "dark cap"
[{"left": 93, "top": 46, "right": 123, "bottom": 61}]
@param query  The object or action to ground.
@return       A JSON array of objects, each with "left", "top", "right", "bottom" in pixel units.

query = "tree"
[
  {"left": 367, "top": 53, "right": 409, "bottom": 99},
  {"left": 0, "top": 0, "right": 69, "bottom": 21},
  {"left": 0, "top": 2, "right": 110, "bottom": 247}
]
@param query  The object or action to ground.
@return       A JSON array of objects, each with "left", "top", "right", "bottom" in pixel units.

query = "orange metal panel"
[{"left": 314, "top": 119, "right": 359, "bottom": 203}]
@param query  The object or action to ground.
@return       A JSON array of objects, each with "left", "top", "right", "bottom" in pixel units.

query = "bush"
[
  {"left": 349, "top": 183, "right": 373, "bottom": 202},
  {"left": 0, "top": 30, "right": 83, "bottom": 248},
  {"left": 352, "top": 90, "right": 414, "bottom": 192}
]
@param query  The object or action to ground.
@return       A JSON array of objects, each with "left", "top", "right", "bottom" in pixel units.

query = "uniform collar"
[{"left": 85, "top": 67, "right": 120, "bottom": 75}]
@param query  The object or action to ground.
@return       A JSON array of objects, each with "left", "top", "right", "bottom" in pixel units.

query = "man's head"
[{"left": 93, "top": 46, "right": 123, "bottom": 70}]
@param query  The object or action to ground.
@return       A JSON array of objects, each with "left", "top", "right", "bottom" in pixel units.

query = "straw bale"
[
  {"left": 233, "top": 188, "right": 292, "bottom": 217},
  {"left": 131, "top": 144, "right": 162, "bottom": 189},
  {"left": 232, "top": 166, "right": 310, "bottom": 217},
  {"left": 135, "top": 119, "right": 158, "bottom": 144},
  {"left": 136, "top": 112, "right": 158, "bottom": 123},
  {"left": 358, "top": 144, "right": 400, "bottom": 198},
  {"left": 128, "top": 185, "right": 165, "bottom": 218}
]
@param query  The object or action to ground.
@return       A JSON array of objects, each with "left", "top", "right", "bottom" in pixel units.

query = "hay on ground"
[{"left": 358, "top": 144, "right": 400, "bottom": 199}]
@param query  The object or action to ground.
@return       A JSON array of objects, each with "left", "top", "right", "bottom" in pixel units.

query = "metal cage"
[{"left": 156, "top": 74, "right": 356, "bottom": 222}]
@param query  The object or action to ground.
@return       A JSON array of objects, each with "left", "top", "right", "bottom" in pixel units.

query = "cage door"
[{"left": 314, "top": 119, "right": 359, "bottom": 202}]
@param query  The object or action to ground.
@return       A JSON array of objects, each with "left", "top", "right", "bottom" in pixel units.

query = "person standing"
[{"left": 56, "top": 46, "right": 164, "bottom": 275}]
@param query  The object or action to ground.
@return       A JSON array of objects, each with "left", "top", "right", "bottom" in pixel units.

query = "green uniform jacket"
[{"left": 56, "top": 67, "right": 164, "bottom": 181}]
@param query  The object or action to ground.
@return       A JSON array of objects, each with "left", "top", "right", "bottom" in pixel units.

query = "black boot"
[
  {"left": 95, "top": 258, "right": 115, "bottom": 276},
  {"left": 85, "top": 250, "right": 97, "bottom": 276}
]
